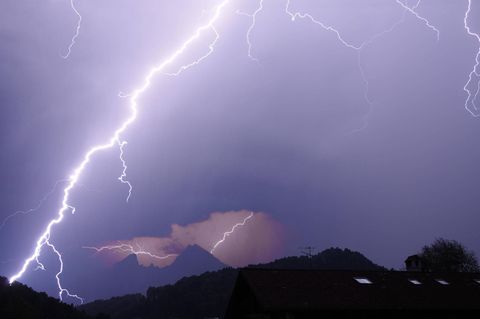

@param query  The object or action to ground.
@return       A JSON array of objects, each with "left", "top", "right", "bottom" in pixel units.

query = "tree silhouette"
[{"left": 420, "top": 238, "right": 479, "bottom": 272}]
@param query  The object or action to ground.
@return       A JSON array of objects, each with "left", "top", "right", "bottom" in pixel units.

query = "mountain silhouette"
[
  {"left": 76, "top": 244, "right": 226, "bottom": 301},
  {"left": 2, "top": 247, "right": 384, "bottom": 318},
  {"left": 168, "top": 244, "right": 226, "bottom": 276},
  {"left": 80, "top": 247, "right": 385, "bottom": 318}
]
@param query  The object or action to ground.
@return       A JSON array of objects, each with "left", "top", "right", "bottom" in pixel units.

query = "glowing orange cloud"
[{"left": 85, "top": 210, "right": 284, "bottom": 268}]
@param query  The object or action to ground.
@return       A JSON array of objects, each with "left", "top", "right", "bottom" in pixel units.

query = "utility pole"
[{"left": 299, "top": 246, "right": 316, "bottom": 268}]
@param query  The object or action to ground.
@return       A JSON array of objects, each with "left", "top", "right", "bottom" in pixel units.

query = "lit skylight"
[
  {"left": 474, "top": 280, "right": 480, "bottom": 284},
  {"left": 436, "top": 279, "right": 449, "bottom": 285},
  {"left": 409, "top": 279, "right": 422, "bottom": 285},
  {"left": 354, "top": 277, "right": 373, "bottom": 284}
]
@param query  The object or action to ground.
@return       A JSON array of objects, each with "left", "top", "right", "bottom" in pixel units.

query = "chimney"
[{"left": 405, "top": 254, "right": 422, "bottom": 271}]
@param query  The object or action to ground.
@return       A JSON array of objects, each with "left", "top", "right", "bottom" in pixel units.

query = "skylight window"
[
  {"left": 354, "top": 277, "right": 372, "bottom": 284},
  {"left": 409, "top": 279, "right": 422, "bottom": 285},
  {"left": 474, "top": 279, "right": 480, "bottom": 284},
  {"left": 436, "top": 279, "right": 449, "bottom": 285}
]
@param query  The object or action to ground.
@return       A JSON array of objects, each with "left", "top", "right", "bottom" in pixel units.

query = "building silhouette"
[{"left": 225, "top": 268, "right": 480, "bottom": 318}]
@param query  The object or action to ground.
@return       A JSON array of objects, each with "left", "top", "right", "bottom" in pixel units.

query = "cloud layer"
[{"left": 86, "top": 210, "right": 284, "bottom": 267}]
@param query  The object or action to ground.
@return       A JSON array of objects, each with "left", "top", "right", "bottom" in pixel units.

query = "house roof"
[
  {"left": 405, "top": 254, "right": 421, "bottom": 262},
  {"left": 237, "top": 268, "right": 480, "bottom": 310}
]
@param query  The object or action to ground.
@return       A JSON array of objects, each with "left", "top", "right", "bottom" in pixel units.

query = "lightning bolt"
[
  {"left": 165, "top": 26, "right": 220, "bottom": 77},
  {"left": 282, "top": 0, "right": 439, "bottom": 132},
  {"left": 9, "top": 0, "right": 231, "bottom": 302},
  {"left": 395, "top": 0, "right": 440, "bottom": 41},
  {"left": 0, "top": 179, "right": 67, "bottom": 231},
  {"left": 236, "top": 0, "right": 265, "bottom": 62},
  {"left": 408, "top": 0, "right": 422, "bottom": 10},
  {"left": 61, "top": 0, "right": 82, "bottom": 59},
  {"left": 83, "top": 243, "right": 178, "bottom": 261},
  {"left": 284, "top": 0, "right": 361, "bottom": 50},
  {"left": 46, "top": 242, "right": 84, "bottom": 303},
  {"left": 239, "top": 0, "right": 379, "bottom": 121},
  {"left": 210, "top": 212, "right": 254, "bottom": 254},
  {"left": 463, "top": 0, "right": 480, "bottom": 117},
  {"left": 118, "top": 141, "right": 132, "bottom": 202},
  {"left": 352, "top": 0, "right": 417, "bottom": 132}
]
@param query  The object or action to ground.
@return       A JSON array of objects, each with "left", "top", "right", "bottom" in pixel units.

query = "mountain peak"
[
  {"left": 116, "top": 254, "right": 139, "bottom": 269},
  {"left": 168, "top": 245, "right": 226, "bottom": 275},
  {"left": 181, "top": 244, "right": 211, "bottom": 256}
]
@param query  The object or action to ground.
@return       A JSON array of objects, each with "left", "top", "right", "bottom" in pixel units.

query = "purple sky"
[{"left": 1, "top": 0, "right": 480, "bottom": 300}]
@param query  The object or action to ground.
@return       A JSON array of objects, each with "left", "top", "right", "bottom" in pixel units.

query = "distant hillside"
[
  {"left": 81, "top": 247, "right": 385, "bottom": 319},
  {"left": 82, "top": 269, "right": 237, "bottom": 319},
  {"left": 261, "top": 247, "right": 386, "bottom": 270},
  {"left": 0, "top": 276, "right": 97, "bottom": 319}
]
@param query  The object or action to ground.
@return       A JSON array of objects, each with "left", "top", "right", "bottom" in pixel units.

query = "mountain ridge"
[
  {"left": 80, "top": 247, "right": 385, "bottom": 319},
  {"left": 1, "top": 247, "right": 385, "bottom": 319},
  {"left": 76, "top": 244, "right": 226, "bottom": 301}
]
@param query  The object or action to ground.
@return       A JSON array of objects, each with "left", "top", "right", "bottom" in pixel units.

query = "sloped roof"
[{"left": 238, "top": 268, "right": 480, "bottom": 310}]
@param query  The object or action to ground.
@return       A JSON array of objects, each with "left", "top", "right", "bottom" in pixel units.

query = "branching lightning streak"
[
  {"left": 240, "top": 0, "right": 414, "bottom": 130},
  {"left": 411, "top": 0, "right": 422, "bottom": 10},
  {"left": 165, "top": 26, "right": 220, "bottom": 76},
  {"left": 46, "top": 242, "right": 84, "bottom": 303},
  {"left": 210, "top": 212, "right": 254, "bottom": 254},
  {"left": 118, "top": 141, "right": 132, "bottom": 202},
  {"left": 281, "top": 1, "right": 383, "bottom": 131},
  {"left": 61, "top": 0, "right": 82, "bottom": 59},
  {"left": 282, "top": 0, "right": 439, "bottom": 132},
  {"left": 236, "top": 0, "right": 265, "bottom": 62},
  {"left": 9, "top": 0, "right": 230, "bottom": 302},
  {"left": 395, "top": 0, "right": 440, "bottom": 41},
  {"left": 0, "top": 179, "right": 67, "bottom": 231},
  {"left": 463, "top": 0, "right": 480, "bottom": 117},
  {"left": 352, "top": 2, "right": 414, "bottom": 132},
  {"left": 474, "top": 79, "right": 480, "bottom": 107},
  {"left": 284, "top": 0, "right": 361, "bottom": 50},
  {"left": 83, "top": 243, "right": 178, "bottom": 260}
]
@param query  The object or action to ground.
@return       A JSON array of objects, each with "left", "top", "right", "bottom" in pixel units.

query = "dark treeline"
[
  {"left": 80, "top": 247, "right": 385, "bottom": 319},
  {"left": 0, "top": 276, "right": 94, "bottom": 319},
  {"left": 0, "top": 247, "right": 386, "bottom": 319},
  {"left": 3, "top": 240, "right": 477, "bottom": 318}
]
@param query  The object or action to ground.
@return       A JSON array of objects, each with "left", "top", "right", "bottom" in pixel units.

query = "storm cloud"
[{"left": 1, "top": 0, "right": 480, "bottom": 300}]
